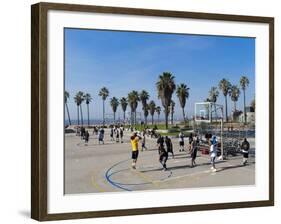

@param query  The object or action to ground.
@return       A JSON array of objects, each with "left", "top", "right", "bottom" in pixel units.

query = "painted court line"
[
  {"left": 130, "top": 166, "right": 160, "bottom": 187},
  {"left": 91, "top": 172, "right": 105, "bottom": 192},
  {"left": 154, "top": 169, "right": 213, "bottom": 183}
]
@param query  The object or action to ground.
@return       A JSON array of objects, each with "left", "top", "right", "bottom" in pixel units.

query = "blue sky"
[{"left": 65, "top": 28, "right": 255, "bottom": 121}]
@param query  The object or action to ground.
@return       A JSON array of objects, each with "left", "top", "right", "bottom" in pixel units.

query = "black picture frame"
[{"left": 31, "top": 2, "right": 274, "bottom": 221}]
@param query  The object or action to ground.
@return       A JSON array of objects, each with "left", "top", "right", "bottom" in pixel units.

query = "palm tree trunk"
[
  {"left": 130, "top": 110, "right": 133, "bottom": 126},
  {"left": 225, "top": 95, "right": 228, "bottom": 122},
  {"left": 158, "top": 114, "right": 160, "bottom": 124},
  {"left": 65, "top": 103, "right": 71, "bottom": 125},
  {"left": 171, "top": 112, "right": 174, "bottom": 125},
  {"left": 165, "top": 107, "right": 168, "bottom": 129},
  {"left": 77, "top": 105, "right": 80, "bottom": 126},
  {"left": 214, "top": 104, "right": 217, "bottom": 122},
  {"left": 123, "top": 111, "right": 126, "bottom": 122},
  {"left": 182, "top": 107, "right": 186, "bottom": 123},
  {"left": 134, "top": 111, "right": 137, "bottom": 126},
  {"left": 152, "top": 115, "right": 154, "bottom": 125},
  {"left": 210, "top": 104, "right": 213, "bottom": 122},
  {"left": 243, "top": 89, "right": 246, "bottom": 124},
  {"left": 145, "top": 115, "right": 147, "bottom": 125},
  {"left": 87, "top": 104, "right": 90, "bottom": 126},
  {"left": 80, "top": 105, "right": 84, "bottom": 126},
  {"left": 102, "top": 100, "right": 105, "bottom": 126},
  {"left": 113, "top": 112, "right": 116, "bottom": 123}
]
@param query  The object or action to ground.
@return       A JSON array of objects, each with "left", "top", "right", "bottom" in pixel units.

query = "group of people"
[
  {"left": 156, "top": 135, "right": 174, "bottom": 170},
  {"left": 77, "top": 125, "right": 250, "bottom": 172},
  {"left": 76, "top": 125, "right": 126, "bottom": 145},
  {"left": 110, "top": 126, "right": 124, "bottom": 143},
  {"left": 78, "top": 127, "right": 90, "bottom": 144},
  {"left": 130, "top": 130, "right": 251, "bottom": 172}
]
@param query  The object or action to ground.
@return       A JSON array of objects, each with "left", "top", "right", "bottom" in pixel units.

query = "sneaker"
[{"left": 212, "top": 168, "right": 217, "bottom": 172}]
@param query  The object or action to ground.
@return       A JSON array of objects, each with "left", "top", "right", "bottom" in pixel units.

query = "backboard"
[{"left": 195, "top": 102, "right": 223, "bottom": 122}]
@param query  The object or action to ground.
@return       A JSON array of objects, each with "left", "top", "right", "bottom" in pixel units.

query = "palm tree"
[
  {"left": 229, "top": 85, "right": 240, "bottom": 112},
  {"left": 176, "top": 83, "right": 190, "bottom": 123},
  {"left": 209, "top": 87, "right": 219, "bottom": 103},
  {"left": 74, "top": 93, "right": 82, "bottom": 126},
  {"left": 84, "top": 93, "right": 92, "bottom": 126},
  {"left": 128, "top": 91, "right": 139, "bottom": 126},
  {"left": 77, "top": 91, "right": 85, "bottom": 126},
  {"left": 156, "top": 106, "right": 161, "bottom": 124},
  {"left": 110, "top": 97, "right": 119, "bottom": 123},
  {"left": 139, "top": 90, "right": 150, "bottom": 125},
  {"left": 99, "top": 87, "right": 109, "bottom": 126},
  {"left": 143, "top": 104, "right": 149, "bottom": 127},
  {"left": 120, "top": 97, "right": 128, "bottom": 122},
  {"left": 240, "top": 76, "right": 250, "bottom": 124},
  {"left": 64, "top": 91, "right": 71, "bottom": 125},
  {"left": 208, "top": 87, "right": 219, "bottom": 121},
  {"left": 148, "top": 100, "right": 156, "bottom": 125},
  {"left": 219, "top": 79, "right": 231, "bottom": 122},
  {"left": 169, "top": 100, "right": 175, "bottom": 125},
  {"left": 156, "top": 72, "right": 176, "bottom": 129}
]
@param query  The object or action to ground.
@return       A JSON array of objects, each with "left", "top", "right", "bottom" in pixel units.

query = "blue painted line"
[
  {"left": 105, "top": 159, "right": 132, "bottom": 191},
  {"left": 107, "top": 167, "right": 152, "bottom": 186},
  {"left": 107, "top": 168, "right": 129, "bottom": 178},
  {"left": 105, "top": 159, "right": 174, "bottom": 190}
]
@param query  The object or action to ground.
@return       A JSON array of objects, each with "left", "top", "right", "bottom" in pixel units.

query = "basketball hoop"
[{"left": 195, "top": 102, "right": 225, "bottom": 159}]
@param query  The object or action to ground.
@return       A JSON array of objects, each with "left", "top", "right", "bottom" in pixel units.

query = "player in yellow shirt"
[{"left": 130, "top": 132, "right": 142, "bottom": 169}]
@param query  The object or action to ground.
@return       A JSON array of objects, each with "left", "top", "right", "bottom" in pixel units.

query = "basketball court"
[{"left": 64, "top": 127, "right": 255, "bottom": 194}]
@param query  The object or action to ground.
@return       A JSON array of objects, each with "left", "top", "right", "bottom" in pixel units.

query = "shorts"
[
  {"left": 191, "top": 149, "right": 197, "bottom": 159},
  {"left": 159, "top": 152, "right": 168, "bottom": 162},
  {"left": 132, "top": 150, "right": 139, "bottom": 160},
  {"left": 179, "top": 141, "right": 184, "bottom": 146}
]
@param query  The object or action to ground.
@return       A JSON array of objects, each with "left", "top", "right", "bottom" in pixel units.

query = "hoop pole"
[
  {"left": 220, "top": 118, "right": 224, "bottom": 159},
  {"left": 220, "top": 106, "right": 224, "bottom": 160}
]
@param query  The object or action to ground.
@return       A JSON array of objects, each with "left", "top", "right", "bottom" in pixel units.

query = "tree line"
[
  {"left": 64, "top": 72, "right": 251, "bottom": 129},
  {"left": 207, "top": 76, "right": 250, "bottom": 123}
]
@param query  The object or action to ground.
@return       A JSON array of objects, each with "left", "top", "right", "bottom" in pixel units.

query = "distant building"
[
  {"left": 232, "top": 110, "right": 243, "bottom": 122},
  {"left": 238, "top": 106, "right": 255, "bottom": 124}
]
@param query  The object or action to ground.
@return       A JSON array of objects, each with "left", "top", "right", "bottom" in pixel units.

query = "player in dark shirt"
[
  {"left": 165, "top": 136, "right": 174, "bottom": 158},
  {"left": 157, "top": 135, "right": 168, "bottom": 171},
  {"left": 241, "top": 138, "right": 250, "bottom": 165}
]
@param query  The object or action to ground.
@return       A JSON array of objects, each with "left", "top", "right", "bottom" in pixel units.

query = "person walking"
[
  {"left": 210, "top": 135, "right": 218, "bottom": 172},
  {"left": 188, "top": 133, "right": 193, "bottom": 151},
  {"left": 84, "top": 131, "right": 90, "bottom": 145},
  {"left": 116, "top": 128, "right": 120, "bottom": 143},
  {"left": 98, "top": 128, "right": 104, "bottom": 144},
  {"left": 178, "top": 131, "right": 185, "bottom": 152},
  {"left": 190, "top": 135, "right": 199, "bottom": 167},
  {"left": 130, "top": 132, "right": 141, "bottom": 169},
  {"left": 165, "top": 136, "right": 174, "bottom": 158},
  {"left": 110, "top": 127, "right": 114, "bottom": 141},
  {"left": 120, "top": 127, "right": 124, "bottom": 143},
  {"left": 157, "top": 135, "right": 168, "bottom": 171},
  {"left": 241, "top": 138, "right": 250, "bottom": 165},
  {"left": 80, "top": 127, "right": 86, "bottom": 140},
  {"left": 141, "top": 131, "right": 147, "bottom": 151}
]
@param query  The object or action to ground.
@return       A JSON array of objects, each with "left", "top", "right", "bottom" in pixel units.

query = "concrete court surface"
[{"left": 64, "top": 129, "right": 255, "bottom": 194}]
